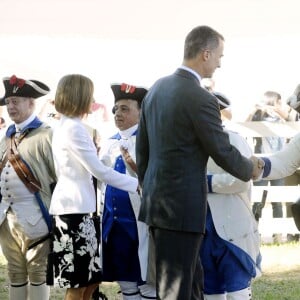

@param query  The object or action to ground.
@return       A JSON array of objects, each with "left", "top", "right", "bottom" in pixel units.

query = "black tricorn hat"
[
  {"left": 0, "top": 75, "right": 50, "bottom": 106},
  {"left": 213, "top": 92, "right": 231, "bottom": 111},
  {"left": 111, "top": 83, "right": 148, "bottom": 104}
]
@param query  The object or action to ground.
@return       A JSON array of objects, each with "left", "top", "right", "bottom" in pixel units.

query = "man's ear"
[{"left": 202, "top": 49, "right": 211, "bottom": 61}]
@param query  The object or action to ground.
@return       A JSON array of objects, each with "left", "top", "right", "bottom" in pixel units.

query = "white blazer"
[
  {"left": 262, "top": 132, "right": 300, "bottom": 180},
  {"left": 50, "top": 115, "right": 137, "bottom": 215}
]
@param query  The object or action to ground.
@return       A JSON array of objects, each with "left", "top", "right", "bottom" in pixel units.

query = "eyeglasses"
[{"left": 5, "top": 97, "right": 28, "bottom": 106}]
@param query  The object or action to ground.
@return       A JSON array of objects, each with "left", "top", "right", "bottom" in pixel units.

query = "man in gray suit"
[{"left": 136, "top": 25, "right": 263, "bottom": 300}]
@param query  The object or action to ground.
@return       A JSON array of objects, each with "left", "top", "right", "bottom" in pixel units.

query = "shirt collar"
[
  {"left": 15, "top": 113, "right": 36, "bottom": 132},
  {"left": 179, "top": 65, "right": 202, "bottom": 83},
  {"left": 6, "top": 114, "right": 42, "bottom": 138},
  {"left": 120, "top": 124, "right": 138, "bottom": 139}
]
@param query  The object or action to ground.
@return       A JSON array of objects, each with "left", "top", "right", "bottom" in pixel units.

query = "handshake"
[{"left": 250, "top": 156, "right": 265, "bottom": 180}]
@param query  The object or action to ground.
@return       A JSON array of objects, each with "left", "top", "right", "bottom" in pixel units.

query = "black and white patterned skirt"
[{"left": 47, "top": 214, "right": 102, "bottom": 288}]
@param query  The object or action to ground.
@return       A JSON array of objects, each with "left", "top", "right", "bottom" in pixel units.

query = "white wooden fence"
[
  {"left": 233, "top": 121, "right": 300, "bottom": 239},
  {"left": 251, "top": 186, "right": 299, "bottom": 237}
]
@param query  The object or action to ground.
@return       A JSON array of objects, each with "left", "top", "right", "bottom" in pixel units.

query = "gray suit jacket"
[{"left": 136, "top": 68, "right": 253, "bottom": 233}]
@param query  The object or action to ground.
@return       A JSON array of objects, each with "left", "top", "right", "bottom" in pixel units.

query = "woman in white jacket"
[
  {"left": 201, "top": 94, "right": 261, "bottom": 300},
  {"left": 48, "top": 74, "right": 138, "bottom": 300}
]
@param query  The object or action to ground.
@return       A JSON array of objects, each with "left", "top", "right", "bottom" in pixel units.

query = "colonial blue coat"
[{"left": 99, "top": 125, "right": 149, "bottom": 281}]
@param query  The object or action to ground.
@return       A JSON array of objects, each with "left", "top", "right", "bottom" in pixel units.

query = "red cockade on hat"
[
  {"left": 9, "top": 75, "right": 25, "bottom": 88},
  {"left": 9, "top": 75, "right": 26, "bottom": 93},
  {"left": 121, "top": 83, "right": 136, "bottom": 94}
]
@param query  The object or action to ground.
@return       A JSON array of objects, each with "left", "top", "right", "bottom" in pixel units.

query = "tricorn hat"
[
  {"left": 0, "top": 75, "right": 50, "bottom": 106},
  {"left": 111, "top": 83, "right": 147, "bottom": 104},
  {"left": 213, "top": 92, "right": 231, "bottom": 110}
]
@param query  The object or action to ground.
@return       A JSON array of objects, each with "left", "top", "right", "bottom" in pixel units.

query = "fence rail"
[{"left": 236, "top": 120, "right": 300, "bottom": 238}]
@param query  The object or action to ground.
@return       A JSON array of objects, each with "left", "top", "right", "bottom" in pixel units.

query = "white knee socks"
[
  {"left": 227, "top": 287, "right": 252, "bottom": 300},
  {"left": 28, "top": 282, "right": 50, "bottom": 300},
  {"left": 9, "top": 283, "right": 28, "bottom": 300},
  {"left": 204, "top": 294, "right": 226, "bottom": 300},
  {"left": 139, "top": 283, "right": 157, "bottom": 299},
  {"left": 118, "top": 281, "right": 141, "bottom": 300},
  {"left": 204, "top": 287, "right": 252, "bottom": 300}
]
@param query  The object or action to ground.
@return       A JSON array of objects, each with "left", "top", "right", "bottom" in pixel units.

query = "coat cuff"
[
  {"left": 261, "top": 157, "right": 271, "bottom": 177},
  {"left": 207, "top": 174, "right": 213, "bottom": 193}
]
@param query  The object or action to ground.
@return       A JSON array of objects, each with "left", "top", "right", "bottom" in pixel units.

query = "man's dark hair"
[
  {"left": 264, "top": 91, "right": 281, "bottom": 101},
  {"left": 184, "top": 25, "right": 224, "bottom": 60}
]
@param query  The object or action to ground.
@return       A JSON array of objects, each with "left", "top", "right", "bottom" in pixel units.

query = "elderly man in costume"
[
  {"left": 201, "top": 94, "right": 261, "bottom": 300},
  {"left": 99, "top": 83, "right": 156, "bottom": 300},
  {"left": 0, "top": 75, "right": 56, "bottom": 300}
]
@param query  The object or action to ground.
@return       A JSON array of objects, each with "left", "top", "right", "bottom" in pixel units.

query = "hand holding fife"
[{"left": 250, "top": 156, "right": 265, "bottom": 180}]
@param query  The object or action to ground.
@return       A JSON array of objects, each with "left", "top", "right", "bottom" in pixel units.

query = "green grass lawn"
[
  {"left": 252, "top": 242, "right": 300, "bottom": 300},
  {"left": 0, "top": 242, "right": 299, "bottom": 299},
  {"left": 253, "top": 270, "right": 300, "bottom": 300}
]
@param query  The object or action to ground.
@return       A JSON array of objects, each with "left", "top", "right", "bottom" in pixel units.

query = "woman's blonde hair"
[{"left": 55, "top": 74, "right": 94, "bottom": 117}]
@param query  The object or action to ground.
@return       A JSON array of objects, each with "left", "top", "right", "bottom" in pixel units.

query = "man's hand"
[
  {"left": 250, "top": 156, "right": 265, "bottom": 180},
  {"left": 120, "top": 146, "right": 138, "bottom": 173}
]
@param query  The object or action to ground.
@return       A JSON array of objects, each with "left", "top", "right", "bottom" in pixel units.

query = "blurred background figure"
[
  {"left": 283, "top": 84, "right": 300, "bottom": 242},
  {"left": 0, "top": 117, "right": 6, "bottom": 128},
  {"left": 85, "top": 100, "right": 113, "bottom": 142},
  {"left": 38, "top": 99, "right": 60, "bottom": 128},
  {"left": 0, "top": 117, "right": 6, "bottom": 139},
  {"left": 246, "top": 91, "right": 288, "bottom": 243}
]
